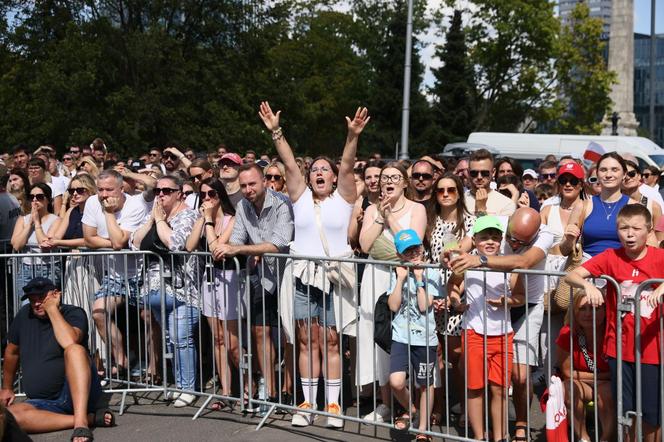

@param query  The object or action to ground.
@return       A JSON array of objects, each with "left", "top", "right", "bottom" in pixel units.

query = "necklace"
[
  {"left": 599, "top": 196, "right": 621, "bottom": 220},
  {"left": 391, "top": 201, "right": 406, "bottom": 213}
]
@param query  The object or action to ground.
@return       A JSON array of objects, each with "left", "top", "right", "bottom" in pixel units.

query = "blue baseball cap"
[{"left": 394, "top": 229, "right": 423, "bottom": 254}]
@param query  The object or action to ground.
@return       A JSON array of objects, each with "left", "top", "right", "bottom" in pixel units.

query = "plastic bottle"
[{"left": 257, "top": 376, "right": 268, "bottom": 416}]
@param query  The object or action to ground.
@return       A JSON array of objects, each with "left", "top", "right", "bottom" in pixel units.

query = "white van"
[{"left": 466, "top": 132, "right": 664, "bottom": 170}]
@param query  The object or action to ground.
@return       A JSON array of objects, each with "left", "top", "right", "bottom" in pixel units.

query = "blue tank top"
[{"left": 582, "top": 194, "right": 629, "bottom": 257}]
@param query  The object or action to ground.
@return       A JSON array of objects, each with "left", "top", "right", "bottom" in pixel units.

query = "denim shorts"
[
  {"left": 25, "top": 360, "right": 102, "bottom": 415},
  {"left": 293, "top": 278, "right": 335, "bottom": 328},
  {"left": 94, "top": 275, "right": 139, "bottom": 305},
  {"left": 389, "top": 341, "right": 437, "bottom": 385}
]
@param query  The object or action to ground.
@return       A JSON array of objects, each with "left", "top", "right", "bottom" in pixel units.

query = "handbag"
[
  {"left": 548, "top": 241, "right": 583, "bottom": 313},
  {"left": 373, "top": 292, "right": 392, "bottom": 354},
  {"left": 314, "top": 202, "right": 356, "bottom": 289}
]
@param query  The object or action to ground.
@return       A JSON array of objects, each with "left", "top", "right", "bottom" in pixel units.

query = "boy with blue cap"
[{"left": 387, "top": 229, "right": 442, "bottom": 439}]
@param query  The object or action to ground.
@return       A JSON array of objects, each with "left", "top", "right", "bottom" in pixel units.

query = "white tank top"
[
  {"left": 292, "top": 188, "right": 354, "bottom": 256},
  {"left": 546, "top": 205, "right": 564, "bottom": 245}
]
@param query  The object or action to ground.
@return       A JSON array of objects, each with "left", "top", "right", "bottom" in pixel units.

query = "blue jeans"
[
  {"left": 16, "top": 261, "right": 61, "bottom": 305},
  {"left": 147, "top": 290, "right": 199, "bottom": 391}
]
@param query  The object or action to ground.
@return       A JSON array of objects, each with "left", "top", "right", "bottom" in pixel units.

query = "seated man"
[{"left": 0, "top": 277, "right": 114, "bottom": 442}]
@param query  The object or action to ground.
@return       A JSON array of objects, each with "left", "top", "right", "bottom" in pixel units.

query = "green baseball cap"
[{"left": 472, "top": 215, "right": 504, "bottom": 235}]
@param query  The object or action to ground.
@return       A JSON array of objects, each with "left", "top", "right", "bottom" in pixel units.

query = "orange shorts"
[{"left": 462, "top": 329, "right": 514, "bottom": 390}]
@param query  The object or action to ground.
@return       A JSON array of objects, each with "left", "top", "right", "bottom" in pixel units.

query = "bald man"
[{"left": 447, "top": 208, "right": 554, "bottom": 441}]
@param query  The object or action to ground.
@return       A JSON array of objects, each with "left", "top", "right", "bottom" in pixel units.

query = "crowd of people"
[{"left": 0, "top": 102, "right": 663, "bottom": 441}]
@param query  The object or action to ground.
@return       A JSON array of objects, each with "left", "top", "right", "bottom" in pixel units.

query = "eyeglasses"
[
  {"left": 380, "top": 174, "right": 404, "bottom": 184},
  {"left": 183, "top": 190, "right": 194, "bottom": 196},
  {"left": 557, "top": 176, "right": 581, "bottom": 186},
  {"left": 265, "top": 174, "right": 282, "bottom": 181},
  {"left": 540, "top": 173, "right": 556, "bottom": 180},
  {"left": 411, "top": 172, "right": 433, "bottom": 181},
  {"left": 436, "top": 187, "right": 457, "bottom": 196},
  {"left": 505, "top": 231, "right": 533, "bottom": 248},
  {"left": 587, "top": 176, "right": 598, "bottom": 184},
  {"left": 68, "top": 187, "right": 88, "bottom": 195},
  {"left": 642, "top": 173, "right": 652, "bottom": 179},
  {"left": 154, "top": 187, "right": 179, "bottom": 195},
  {"left": 30, "top": 194, "right": 46, "bottom": 201},
  {"left": 310, "top": 166, "right": 331, "bottom": 174},
  {"left": 469, "top": 170, "right": 491, "bottom": 178},
  {"left": 200, "top": 190, "right": 218, "bottom": 199},
  {"left": 162, "top": 153, "right": 179, "bottom": 161},
  {"left": 625, "top": 170, "right": 639, "bottom": 179}
]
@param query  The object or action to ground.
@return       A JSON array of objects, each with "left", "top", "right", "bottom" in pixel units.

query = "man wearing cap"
[
  {"left": 446, "top": 207, "right": 554, "bottom": 441},
  {"left": 218, "top": 152, "right": 244, "bottom": 208},
  {"left": 522, "top": 169, "right": 538, "bottom": 192},
  {"left": 0, "top": 277, "right": 113, "bottom": 440}
]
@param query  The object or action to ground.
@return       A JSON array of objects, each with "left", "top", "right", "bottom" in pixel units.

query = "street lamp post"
[{"left": 399, "top": 0, "right": 414, "bottom": 160}]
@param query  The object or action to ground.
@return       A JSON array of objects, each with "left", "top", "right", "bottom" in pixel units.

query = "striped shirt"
[{"left": 229, "top": 189, "right": 294, "bottom": 293}]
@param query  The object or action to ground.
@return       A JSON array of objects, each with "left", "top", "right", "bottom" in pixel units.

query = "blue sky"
[{"left": 634, "top": 0, "right": 662, "bottom": 34}]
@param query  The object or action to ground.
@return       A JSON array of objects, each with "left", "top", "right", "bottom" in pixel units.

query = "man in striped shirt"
[{"left": 213, "top": 163, "right": 293, "bottom": 404}]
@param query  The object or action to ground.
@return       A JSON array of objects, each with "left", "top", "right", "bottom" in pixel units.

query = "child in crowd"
[
  {"left": 447, "top": 216, "right": 524, "bottom": 442},
  {"left": 566, "top": 204, "right": 664, "bottom": 442},
  {"left": 534, "top": 183, "right": 555, "bottom": 206},
  {"left": 387, "top": 229, "right": 441, "bottom": 441}
]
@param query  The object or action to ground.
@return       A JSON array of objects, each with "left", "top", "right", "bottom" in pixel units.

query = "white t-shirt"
[
  {"left": 463, "top": 269, "right": 513, "bottom": 336},
  {"left": 82, "top": 193, "right": 149, "bottom": 277},
  {"left": 464, "top": 189, "right": 516, "bottom": 216},
  {"left": 47, "top": 177, "right": 67, "bottom": 198},
  {"left": 640, "top": 183, "right": 664, "bottom": 208},
  {"left": 185, "top": 192, "right": 199, "bottom": 210},
  {"left": 292, "top": 188, "right": 354, "bottom": 257}
]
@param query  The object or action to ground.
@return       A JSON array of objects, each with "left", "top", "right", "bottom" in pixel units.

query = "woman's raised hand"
[
  {"left": 346, "top": 107, "right": 370, "bottom": 137},
  {"left": 258, "top": 101, "right": 281, "bottom": 131}
]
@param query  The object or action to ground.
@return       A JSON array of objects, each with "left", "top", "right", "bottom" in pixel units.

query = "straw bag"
[
  {"left": 314, "top": 202, "right": 356, "bottom": 289},
  {"left": 546, "top": 242, "right": 583, "bottom": 313}
]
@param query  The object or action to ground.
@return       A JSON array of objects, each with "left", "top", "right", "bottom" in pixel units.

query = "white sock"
[
  {"left": 325, "top": 378, "right": 341, "bottom": 406},
  {"left": 301, "top": 378, "right": 317, "bottom": 407}
]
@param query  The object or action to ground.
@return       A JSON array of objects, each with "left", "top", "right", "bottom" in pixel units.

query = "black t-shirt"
[
  {"left": 7, "top": 304, "right": 88, "bottom": 400},
  {"left": 63, "top": 206, "right": 84, "bottom": 240},
  {"left": 227, "top": 190, "right": 243, "bottom": 209}
]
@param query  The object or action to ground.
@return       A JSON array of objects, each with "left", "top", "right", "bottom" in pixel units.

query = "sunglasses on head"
[
  {"left": 200, "top": 189, "right": 218, "bottom": 199},
  {"left": 31, "top": 193, "right": 46, "bottom": 201},
  {"left": 162, "top": 153, "right": 179, "bottom": 161},
  {"left": 625, "top": 170, "right": 639, "bottom": 179},
  {"left": 412, "top": 172, "right": 433, "bottom": 181},
  {"left": 68, "top": 187, "right": 87, "bottom": 195},
  {"left": 557, "top": 176, "right": 581, "bottom": 186},
  {"left": 154, "top": 187, "right": 179, "bottom": 195},
  {"left": 540, "top": 173, "right": 556, "bottom": 180},
  {"left": 469, "top": 170, "right": 491, "bottom": 178},
  {"left": 436, "top": 186, "right": 457, "bottom": 196},
  {"left": 265, "top": 174, "right": 282, "bottom": 181}
]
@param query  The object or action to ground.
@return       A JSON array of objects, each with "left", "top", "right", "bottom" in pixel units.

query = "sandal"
[
  {"left": 210, "top": 399, "right": 233, "bottom": 411},
  {"left": 93, "top": 409, "right": 115, "bottom": 428},
  {"left": 394, "top": 413, "right": 410, "bottom": 431},
  {"left": 416, "top": 435, "right": 432, "bottom": 442},
  {"left": 430, "top": 411, "right": 442, "bottom": 426},
  {"left": 71, "top": 427, "right": 93, "bottom": 442},
  {"left": 513, "top": 424, "right": 529, "bottom": 441}
]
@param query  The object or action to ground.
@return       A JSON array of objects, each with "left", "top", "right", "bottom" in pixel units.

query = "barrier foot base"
[
  {"left": 119, "top": 391, "right": 127, "bottom": 415},
  {"left": 255, "top": 405, "right": 276, "bottom": 431},
  {"left": 193, "top": 396, "right": 214, "bottom": 420}
]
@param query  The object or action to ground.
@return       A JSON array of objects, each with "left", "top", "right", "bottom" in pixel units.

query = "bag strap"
[
  {"left": 577, "top": 331, "right": 596, "bottom": 372},
  {"left": 313, "top": 202, "right": 332, "bottom": 258}
]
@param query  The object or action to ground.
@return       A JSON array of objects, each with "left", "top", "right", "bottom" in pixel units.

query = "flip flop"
[
  {"left": 71, "top": 427, "right": 93, "bottom": 442},
  {"left": 93, "top": 409, "right": 115, "bottom": 428},
  {"left": 394, "top": 413, "right": 410, "bottom": 431}
]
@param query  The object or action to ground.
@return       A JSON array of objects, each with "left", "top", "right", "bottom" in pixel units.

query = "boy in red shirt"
[{"left": 566, "top": 204, "right": 664, "bottom": 442}]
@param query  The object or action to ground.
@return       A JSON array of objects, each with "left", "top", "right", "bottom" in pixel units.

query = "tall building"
[
  {"left": 634, "top": 33, "right": 664, "bottom": 147},
  {"left": 559, "top": 0, "right": 613, "bottom": 39}
]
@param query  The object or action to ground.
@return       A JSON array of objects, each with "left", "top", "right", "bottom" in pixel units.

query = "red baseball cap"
[
  {"left": 220, "top": 153, "right": 242, "bottom": 166},
  {"left": 557, "top": 162, "right": 584, "bottom": 180}
]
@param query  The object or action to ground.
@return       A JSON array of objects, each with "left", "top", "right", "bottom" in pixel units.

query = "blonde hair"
[
  {"left": 69, "top": 173, "right": 97, "bottom": 196},
  {"left": 564, "top": 290, "right": 605, "bottom": 327},
  {"left": 78, "top": 156, "right": 99, "bottom": 178},
  {"left": 264, "top": 162, "right": 288, "bottom": 193}
]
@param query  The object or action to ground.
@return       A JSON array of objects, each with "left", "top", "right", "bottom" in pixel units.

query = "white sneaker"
[
  {"left": 173, "top": 392, "right": 197, "bottom": 408},
  {"left": 363, "top": 404, "right": 391, "bottom": 423},
  {"left": 164, "top": 390, "right": 180, "bottom": 401},
  {"left": 324, "top": 403, "right": 343, "bottom": 428},
  {"left": 291, "top": 402, "right": 315, "bottom": 427}
]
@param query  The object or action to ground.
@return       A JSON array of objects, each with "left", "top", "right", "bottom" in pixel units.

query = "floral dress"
[{"left": 427, "top": 214, "right": 476, "bottom": 336}]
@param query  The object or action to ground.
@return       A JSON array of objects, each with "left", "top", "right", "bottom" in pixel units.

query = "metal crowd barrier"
[{"left": 3, "top": 247, "right": 663, "bottom": 442}]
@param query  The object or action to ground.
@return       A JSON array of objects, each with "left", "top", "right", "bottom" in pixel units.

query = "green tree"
[
  {"left": 549, "top": 2, "right": 616, "bottom": 134},
  {"left": 428, "top": 9, "right": 476, "bottom": 147}
]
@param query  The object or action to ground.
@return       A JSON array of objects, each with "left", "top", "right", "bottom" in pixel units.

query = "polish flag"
[{"left": 583, "top": 141, "right": 605, "bottom": 163}]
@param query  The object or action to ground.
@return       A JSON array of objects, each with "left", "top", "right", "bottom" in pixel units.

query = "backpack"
[{"left": 373, "top": 292, "right": 392, "bottom": 354}]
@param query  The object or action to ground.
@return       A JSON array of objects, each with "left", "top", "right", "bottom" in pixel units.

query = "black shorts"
[
  {"left": 249, "top": 289, "right": 278, "bottom": 327},
  {"left": 389, "top": 341, "right": 437, "bottom": 386},
  {"left": 608, "top": 357, "right": 662, "bottom": 427}
]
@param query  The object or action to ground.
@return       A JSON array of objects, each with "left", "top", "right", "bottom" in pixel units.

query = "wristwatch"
[{"left": 479, "top": 254, "right": 488, "bottom": 266}]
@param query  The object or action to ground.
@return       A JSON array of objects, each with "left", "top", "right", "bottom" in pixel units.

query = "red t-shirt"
[
  {"left": 582, "top": 246, "right": 663, "bottom": 364},
  {"left": 555, "top": 324, "right": 610, "bottom": 373}
]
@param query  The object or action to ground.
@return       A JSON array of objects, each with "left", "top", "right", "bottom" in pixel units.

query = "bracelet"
[
  {"left": 209, "top": 237, "right": 219, "bottom": 245},
  {"left": 271, "top": 127, "right": 284, "bottom": 141},
  {"left": 156, "top": 219, "right": 167, "bottom": 225},
  {"left": 204, "top": 221, "right": 215, "bottom": 228},
  {"left": 374, "top": 218, "right": 384, "bottom": 225}
]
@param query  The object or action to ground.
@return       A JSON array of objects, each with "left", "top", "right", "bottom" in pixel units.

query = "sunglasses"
[
  {"left": 540, "top": 173, "right": 556, "bottom": 180},
  {"left": 183, "top": 190, "right": 194, "bottom": 197},
  {"left": 68, "top": 187, "right": 87, "bottom": 195},
  {"left": 265, "top": 174, "right": 282, "bottom": 181},
  {"left": 469, "top": 170, "right": 491, "bottom": 178},
  {"left": 154, "top": 187, "right": 179, "bottom": 195},
  {"left": 506, "top": 231, "right": 533, "bottom": 248},
  {"left": 218, "top": 160, "right": 237, "bottom": 168},
  {"left": 557, "top": 176, "right": 581, "bottom": 186},
  {"left": 412, "top": 172, "right": 433, "bottom": 181},
  {"left": 191, "top": 174, "right": 204, "bottom": 182},
  {"left": 587, "top": 176, "right": 598, "bottom": 184},
  {"left": 436, "top": 186, "right": 457, "bottom": 196},
  {"left": 30, "top": 193, "right": 46, "bottom": 201},
  {"left": 200, "top": 189, "right": 218, "bottom": 199},
  {"left": 642, "top": 173, "right": 652, "bottom": 179},
  {"left": 625, "top": 170, "right": 639, "bottom": 179},
  {"left": 162, "top": 153, "right": 179, "bottom": 161},
  {"left": 149, "top": 153, "right": 159, "bottom": 157},
  {"left": 69, "top": 150, "right": 80, "bottom": 154},
  {"left": 63, "top": 157, "right": 73, "bottom": 161}
]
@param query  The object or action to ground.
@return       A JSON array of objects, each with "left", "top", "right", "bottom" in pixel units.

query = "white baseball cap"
[{"left": 522, "top": 169, "right": 538, "bottom": 179}]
